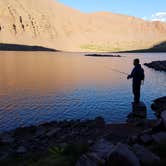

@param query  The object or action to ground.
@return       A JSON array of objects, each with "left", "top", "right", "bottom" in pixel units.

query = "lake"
[{"left": 0, "top": 51, "right": 165, "bottom": 132}]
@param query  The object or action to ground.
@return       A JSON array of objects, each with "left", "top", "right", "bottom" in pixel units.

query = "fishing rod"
[
  {"left": 105, "top": 66, "right": 145, "bottom": 85},
  {"left": 109, "top": 68, "right": 129, "bottom": 76},
  {"left": 87, "top": 60, "right": 130, "bottom": 76},
  {"left": 101, "top": 65, "right": 129, "bottom": 76}
]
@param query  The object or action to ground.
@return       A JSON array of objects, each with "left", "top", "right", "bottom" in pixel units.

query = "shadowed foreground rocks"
[
  {"left": 77, "top": 112, "right": 166, "bottom": 166},
  {"left": 0, "top": 97, "right": 166, "bottom": 165},
  {"left": 76, "top": 98, "right": 166, "bottom": 166}
]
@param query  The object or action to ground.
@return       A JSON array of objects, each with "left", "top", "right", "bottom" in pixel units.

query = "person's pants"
[{"left": 132, "top": 83, "right": 141, "bottom": 103}]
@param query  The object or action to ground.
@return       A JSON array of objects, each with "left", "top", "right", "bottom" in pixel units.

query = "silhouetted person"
[{"left": 127, "top": 59, "right": 145, "bottom": 103}]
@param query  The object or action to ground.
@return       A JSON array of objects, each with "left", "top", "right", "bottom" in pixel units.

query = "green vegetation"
[
  {"left": 80, "top": 40, "right": 165, "bottom": 52},
  {"left": 0, "top": 143, "right": 89, "bottom": 166},
  {"left": 80, "top": 44, "right": 121, "bottom": 52}
]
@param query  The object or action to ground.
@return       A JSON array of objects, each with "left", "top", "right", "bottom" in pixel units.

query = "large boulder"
[
  {"left": 94, "top": 117, "right": 105, "bottom": 128},
  {"left": 76, "top": 152, "right": 103, "bottom": 166},
  {"left": 152, "top": 132, "right": 166, "bottom": 145},
  {"left": 151, "top": 96, "right": 166, "bottom": 116},
  {"left": 161, "top": 110, "right": 166, "bottom": 128},
  {"left": 132, "top": 144, "right": 160, "bottom": 166},
  {"left": 152, "top": 118, "right": 165, "bottom": 132},
  {"left": 16, "top": 146, "right": 27, "bottom": 154},
  {"left": 132, "top": 102, "right": 147, "bottom": 118},
  {"left": 0, "top": 133, "right": 14, "bottom": 145},
  {"left": 76, "top": 139, "right": 114, "bottom": 166},
  {"left": 46, "top": 128, "right": 61, "bottom": 137},
  {"left": 139, "top": 134, "right": 153, "bottom": 145},
  {"left": 154, "top": 96, "right": 166, "bottom": 104},
  {"left": 107, "top": 143, "right": 140, "bottom": 166},
  {"left": 90, "top": 139, "right": 114, "bottom": 159},
  {"left": 35, "top": 126, "right": 47, "bottom": 138}
]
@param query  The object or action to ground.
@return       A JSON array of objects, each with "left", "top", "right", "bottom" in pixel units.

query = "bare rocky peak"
[{"left": 0, "top": 0, "right": 166, "bottom": 51}]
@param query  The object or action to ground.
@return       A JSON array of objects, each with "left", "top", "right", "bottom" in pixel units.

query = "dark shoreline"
[
  {"left": 0, "top": 43, "right": 58, "bottom": 52},
  {"left": 0, "top": 117, "right": 156, "bottom": 159},
  {"left": 144, "top": 60, "right": 166, "bottom": 72},
  {"left": 0, "top": 43, "right": 166, "bottom": 53}
]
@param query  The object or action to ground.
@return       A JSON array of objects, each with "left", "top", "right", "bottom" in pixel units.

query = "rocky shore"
[
  {"left": 85, "top": 54, "right": 121, "bottom": 57},
  {"left": 0, "top": 97, "right": 166, "bottom": 165},
  {"left": 144, "top": 60, "right": 166, "bottom": 72},
  {"left": 76, "top": 98, "right": 166, "bottom": 166}
]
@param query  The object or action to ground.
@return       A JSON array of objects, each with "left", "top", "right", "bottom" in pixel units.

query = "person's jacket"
[{"left": 129, "top": 64, "right": 144, "bottom": 84}]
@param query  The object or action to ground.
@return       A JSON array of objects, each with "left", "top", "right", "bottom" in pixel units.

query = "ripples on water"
[{"left": 0, "top": 52, "right": 165, "bottom": 132}]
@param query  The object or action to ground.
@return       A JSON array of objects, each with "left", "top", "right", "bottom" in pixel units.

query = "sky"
[{"left": 58, "top": 0, "right": 166, "bottom": 22}]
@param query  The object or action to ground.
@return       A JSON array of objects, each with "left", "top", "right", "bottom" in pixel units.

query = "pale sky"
[{"left": 58, "top": 0, "right": 166, "bottom": 22}]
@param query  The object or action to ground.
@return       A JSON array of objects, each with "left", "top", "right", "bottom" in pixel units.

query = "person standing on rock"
[{"left": 127, "top": 59, "right": 145, "bottom": 103}]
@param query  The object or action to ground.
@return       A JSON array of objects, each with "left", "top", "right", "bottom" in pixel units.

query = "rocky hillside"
[{"left": 0, "top": 0, "right": 166, "bottom": 51}]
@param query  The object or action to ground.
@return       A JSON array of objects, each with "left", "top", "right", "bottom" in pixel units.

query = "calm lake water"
[{"left": 0, "top": 51, "right": 165, "bottom": 132}]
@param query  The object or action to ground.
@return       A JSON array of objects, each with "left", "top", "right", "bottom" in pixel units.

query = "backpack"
[{"left": 140, "top": 68, "right": 145, "bottom": 81}]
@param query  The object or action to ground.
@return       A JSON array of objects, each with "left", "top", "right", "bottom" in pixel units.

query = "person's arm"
[{"left": 127, "top": 68, "right": 135, "bottom": 79}]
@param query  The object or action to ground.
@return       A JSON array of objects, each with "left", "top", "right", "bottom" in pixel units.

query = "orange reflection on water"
[{"left": 0, "top": 51, "right": 127, "bottom": 95}]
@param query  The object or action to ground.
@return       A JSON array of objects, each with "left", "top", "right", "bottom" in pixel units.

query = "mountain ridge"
[{"left": 0, "top": 0, "right": 166, "bottom": 52}]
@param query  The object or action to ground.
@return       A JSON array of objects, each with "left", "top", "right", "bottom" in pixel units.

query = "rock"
[
  {"left": 151, "top": 103, "right": 159, "bottom": 111},
  {"left": 152, "top": 119, "right": 165, "bottom": 132},
  {"left": 127, "top": 112, "right": 135, "bottom": 119},
  {"left": 127, "top": 113, "right": 141, "bottom": 123},
  {"left": 154, "top": 96, "right": 166, "bottom": 104},
  {"left": 133, "top": 119, "right": 148, "bottom": 127},
  {"left": 140, "top": 128, "right": 153, "bottom": 135},
  {"left": 132, "top": 144, "right": 160, "bottom": 166},
  {"left": 126, "top": 103, "right": 147, "bottom": 123},
  {"left": 0, "top": 133, "right": 14, "bottom": 145},
  {"left": 46, "top": 128, "right": 61, "bottom": 137},
  {"left": 108, "top": 143, "right": 140, "bottom": 166},
  {"left": 152, "top": 132, "right": 166, "bottom": 145},
  {"left": 161, "top": 110, "right": 166, "bottom": 128},
  {"left": 85, "top": 54, "right": 121, "bottom": 57},
  {"left": 0, "top": 152, "right": 9, "bottom": 160},
  {"left": 94, "top": 117, "right": 105, "bottom": 128},
  {"left": 132, "top": 102, "right": 147, "bottom": 118},
  {"left": 59, "top": 143, "right": 68, "bottom": 148},
  {"left": 90, "top": 138, "right": 114, "bottom": 159},
  {"left": 87, "top": 140, "right": 93, "bottom": 146},
  {"left": 144, "top": 61, "right": 166, "bottom": 72},
  {"left": 128, "top": 135, "right": 139, "bottom": 145},
  {"left": 35, "top": 126, "right": 47, "bottom": 137},
  {"left": 140, "top": 134, "right": 153, "bottom": 144},
  {"left": 126, "top": 114, "right": 146, "bottom": 125},
  {"left": 151, "top": 96, "right": 166, "bottom": 116},
  {"left": 76, "top": 152, "right": 103, "bottom": 166},
  {"left": 16, "top": 146, "right": 27, "bottom": 154},
  {"left": 132, "top": 102, "right": 147, "bottom": 112}
]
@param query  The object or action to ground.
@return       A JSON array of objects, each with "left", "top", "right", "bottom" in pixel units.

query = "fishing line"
[{"left": 106, "top": 68, "right": 129, "bottom": 76}]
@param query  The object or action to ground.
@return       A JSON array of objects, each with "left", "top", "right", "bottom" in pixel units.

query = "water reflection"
[
  {"left": 0, "top": 52, "right": 125, "bottom": 92},
  {"left": 0, "top": 51, "right": 165, "bottom": 132}
]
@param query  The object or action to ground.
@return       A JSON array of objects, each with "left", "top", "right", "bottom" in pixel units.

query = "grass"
[
  {"left": 80, "top": 44, "right": 121, "bottom": 52},
  {"left": 80, "top": 41, "right": 157, "bottom": 52},
  {"left": 0, "top": 143, "right": 89, "bottom": 166}
]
